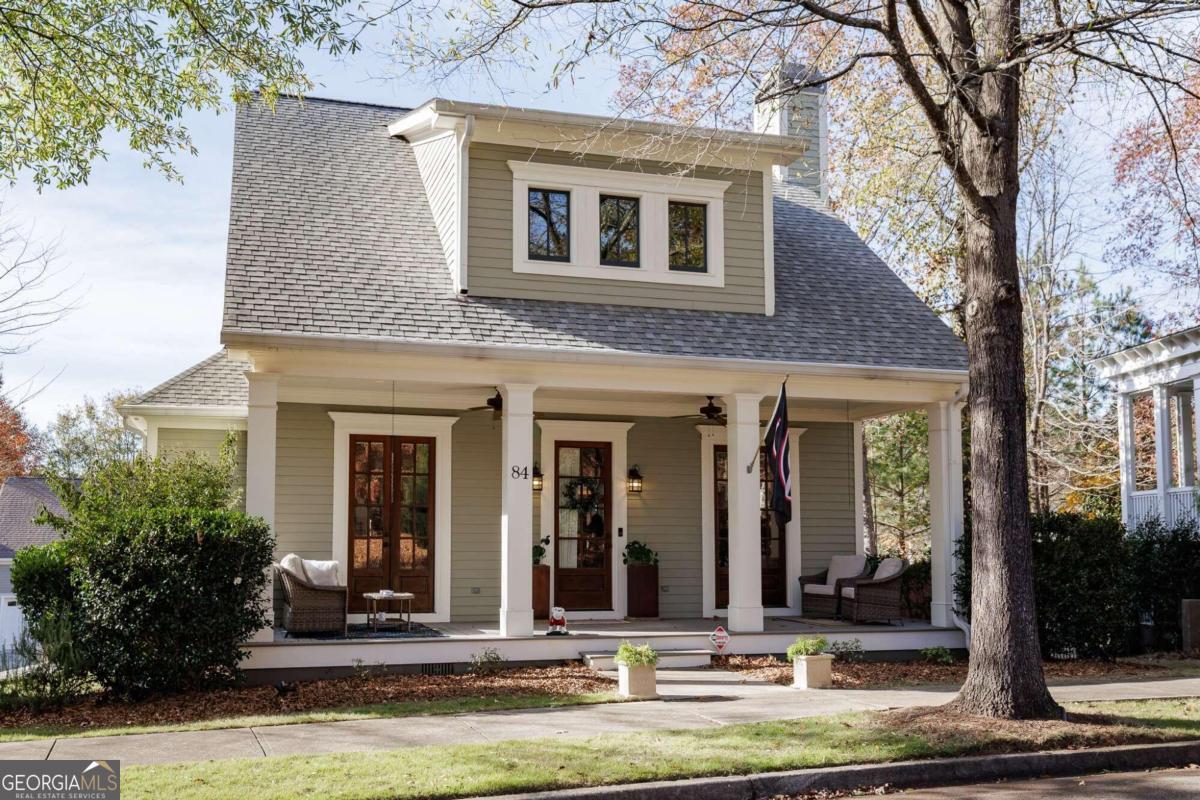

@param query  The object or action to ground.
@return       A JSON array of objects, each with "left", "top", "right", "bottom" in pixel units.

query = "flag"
[{"left": 764, "top": 380, "right": 792, "bottom": 527}]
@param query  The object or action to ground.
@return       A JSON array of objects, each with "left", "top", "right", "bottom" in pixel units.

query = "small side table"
[{"left": 362, "top": 591, "right": 415, "bottom": 632}]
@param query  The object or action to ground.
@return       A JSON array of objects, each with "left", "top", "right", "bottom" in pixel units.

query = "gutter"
[{"left": 221, "top": 329, "right": 970, "bottom": 385}]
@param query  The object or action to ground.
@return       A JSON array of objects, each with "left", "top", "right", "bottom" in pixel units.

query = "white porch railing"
[{"left": 1129, "top": 491, "right": 1160, "bottom": 528}]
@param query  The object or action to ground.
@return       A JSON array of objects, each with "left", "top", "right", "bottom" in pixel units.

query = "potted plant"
[
  {"left": 623, "top": 540, "right": 659, "bottom": 618},
  {"left": 614, "top": 641, "right": 658, "bottom": 698},
  {"left": 787, "top": 636, "right": 833, "bottom": 689},
  {"left": 532, "top": 536, "right": 551, "bottom": 620}
]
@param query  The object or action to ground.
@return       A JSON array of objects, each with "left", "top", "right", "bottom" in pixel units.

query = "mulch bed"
[
  {"left": 717, "top": 655, "right": 1174, "bottom": 689},
  {"left": 0, "top": 664, "right": 615, "bottom": 732}
]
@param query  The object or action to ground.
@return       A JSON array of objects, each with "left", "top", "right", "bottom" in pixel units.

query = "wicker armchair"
[
  {"left": 277, "top": 563, "right": 348, "bottom": 636},
  {"left": 799, "top": 555, "right": 868, "bottom": 617},
  {"left": 839, "top": 558, "right": 909, "bottom": 624}
]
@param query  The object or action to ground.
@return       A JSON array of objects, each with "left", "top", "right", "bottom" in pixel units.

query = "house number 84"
[{"left": 511, "top": 466, "right": 529, "bottom": 479}]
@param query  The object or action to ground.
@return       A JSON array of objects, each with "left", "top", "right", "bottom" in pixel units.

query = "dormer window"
[
  {"left": 599, "top": 195, "right": 640, "bottom": 268},
  {"left": 668, "top": 201, "right": 707, "bottom": 273},
  {"left": 528, "top": 188, "right": 570, "bottom": 262},
  {"left": 509, "top": 160, "right": 728, "bottom": 287}
]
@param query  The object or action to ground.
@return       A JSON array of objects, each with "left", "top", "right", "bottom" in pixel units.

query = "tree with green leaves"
[
  {"left": 1, "top": 0, "right": 366, "bottom": 188},
  {"left": 42, "top": 392, "right": 141, "bottom": 479}
]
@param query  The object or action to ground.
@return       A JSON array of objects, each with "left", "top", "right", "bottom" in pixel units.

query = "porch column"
[
  {"left": 1180, "top": 392, "right": 1196, "bottom": 488},
  {"left": 1117, "top": 392, "right": 1135, "bottom": 527},
  {"left": 499, "top": 384, "right": 537, "bottom": 637},
  {"left": 1154, "top": 383, "right": 1172, "bottom": 520},
  {"left": 245, "top": 372, "right": 279, "bottom": 643},
  {"left": 724, "top": 393, "right": 764, "bottom": 632},
  {"left": 927, "top": 400, "right": 962, "bottom": 628}
]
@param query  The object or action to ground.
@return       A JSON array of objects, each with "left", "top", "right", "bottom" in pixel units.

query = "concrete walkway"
[{"left": 6, "top": 671, "right": 1200, "bottom": 766}]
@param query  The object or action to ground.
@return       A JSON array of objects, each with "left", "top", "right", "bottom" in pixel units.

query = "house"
[
  {"left": 120, "top": 78, "right": 969, "bottom": 675},
  {"left": 1095, "top": 325, "right": 1200, "bottom": 529},
  {"left": 0, "top": 477, "right": 66, "bottom": 648}
]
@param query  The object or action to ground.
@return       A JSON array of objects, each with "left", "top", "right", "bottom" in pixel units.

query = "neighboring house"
[
  {"left": 1095, "top": 325, "right": 1200, "bottom": 529},
  {"left": 0, "top": 477, "right": 65, "bottom": 648},
  {"left": 120, "top": 75, "right": 969, "bottom": 674}
]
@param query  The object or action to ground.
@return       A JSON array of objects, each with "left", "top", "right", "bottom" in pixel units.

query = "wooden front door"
[
  {"left": 347, "top": 435, "right": 435, "bottom": 613},
  {"left": 554, "top": 442, "right": 613, "bottom": 610},
  {"left": 714, "top": 445, "right": 788, "bottom": 609}
]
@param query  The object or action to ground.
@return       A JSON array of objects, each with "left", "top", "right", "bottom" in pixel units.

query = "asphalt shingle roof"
[
  {"left": 220, "top": 96, "right": 967, "bottom": 373},
  {"left": 127, "top": 349, "right": 249, "bottom": 407},
  {"left": 0, "top": 477, "right": 64, "bottom": 559}
]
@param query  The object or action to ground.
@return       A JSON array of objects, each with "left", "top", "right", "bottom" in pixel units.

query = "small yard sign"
[{"left": 709, "top": 625, "right": 730, "bottom": 653}]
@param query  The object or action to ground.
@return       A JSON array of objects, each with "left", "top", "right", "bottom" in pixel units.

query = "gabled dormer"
[{"left": 391, "top": 96, "right": 823, "bottom": 316}]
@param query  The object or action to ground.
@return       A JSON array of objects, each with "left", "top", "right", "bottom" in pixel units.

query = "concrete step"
[{"left": 582, "top": 648, "right": 713, "bottom": 670}]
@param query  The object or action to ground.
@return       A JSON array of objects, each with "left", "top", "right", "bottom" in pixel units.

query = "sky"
[{"left": 0, "top": 18, "right": 1153, "bottom": 428}]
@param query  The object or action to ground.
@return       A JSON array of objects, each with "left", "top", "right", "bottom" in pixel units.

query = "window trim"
[
  {"left": 527, "top": 187, "right": 572, "bottom": 263},
  {"left": 668, "top": 200, "right": 708, "bottom": 274},
  {"left": 508, "top": 160, "right": 727, "bottom": 287},
  {"left": 599, "top": 194, "right": 641, "bottom": 268}
]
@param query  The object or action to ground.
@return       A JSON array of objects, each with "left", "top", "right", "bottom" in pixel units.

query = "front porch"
[{"left": 246, "top": 616, "right": 963, "bottom": 677}]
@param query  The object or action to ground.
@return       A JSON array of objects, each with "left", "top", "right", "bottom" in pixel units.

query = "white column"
[
  {"left": 245, "top": 372, "right": 279, "bottom": 643},
  {"left": 927, "top": 400, "right": 961, "bottom": 628},
  {"left": 1117, "top": 392, "right": 1135, "bottom": 528},
  {"left": 1180, "top": 392, "right": 1196, "bottom": 488},
  {"left": 499, "top": 384, "right": 537, "bottom": 637},
  {"left": 724, "top": 393, "right": 764, "bottom": 632},
  {"left": 1154, "top": 384, "right": 1172, "bottom": 521}
]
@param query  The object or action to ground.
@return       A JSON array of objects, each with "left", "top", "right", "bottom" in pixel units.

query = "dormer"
[{"left": 390, "top": 100, "right": 811, "bottom": 316}]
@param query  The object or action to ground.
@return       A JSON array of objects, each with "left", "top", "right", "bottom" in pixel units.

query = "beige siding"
[
  {"left": 467, "top": 143, "right": 766, "bottom": 313},
  {"left": 157, "top": 427, "right": 247, "bottom": 509},
  {"left": 411, "top": 133, "right": 459, "bottom": 277},
  {"left": 796, "top": 421, "right": 857, "bottom": 573}
]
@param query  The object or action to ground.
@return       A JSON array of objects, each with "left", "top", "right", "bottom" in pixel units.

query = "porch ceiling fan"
[
  {"left": 672, "top": 396, "right": 727, "bottom": 425},
  {"left": 467, "top": 388, "right": 504, "bottom": 421}
]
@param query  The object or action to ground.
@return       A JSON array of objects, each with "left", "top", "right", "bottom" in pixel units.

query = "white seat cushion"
[
  {"left": 804, "top": 583, "right": 835, "bottom": 596},
  {"left": 841, "top": 586, "right": 856, "bottom": 599},
  {"left": 302, "top": 559, "right": 341, "bottom": 587},
  {"left": 873, "top": 557, "right": 903, "bottom": 581},
  {"left": 279, "top": 552, "right": 305, "bottom": 579},
  {"left": 826, "top": 554, "right": 867, "bottom": 585}
]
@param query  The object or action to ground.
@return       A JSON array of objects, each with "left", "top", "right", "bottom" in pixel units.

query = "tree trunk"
[{"left": 948, "top": 0, "right": 1061, "bottom": 719}]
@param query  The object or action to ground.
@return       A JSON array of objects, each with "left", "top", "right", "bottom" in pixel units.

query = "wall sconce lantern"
[
  {"left": 627, "top": 465, "right": 644, "bottom": 494},
  {"left": 531, "top": 463, "right": 544, "bottom": 492}
]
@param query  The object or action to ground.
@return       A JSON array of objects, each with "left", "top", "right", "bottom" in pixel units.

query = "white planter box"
[
  {"left": 618, "top": 663, "right": 658, "bottom": 698},
  {"left": 792, "top": 654, "right": 834, "bottom": 689}
]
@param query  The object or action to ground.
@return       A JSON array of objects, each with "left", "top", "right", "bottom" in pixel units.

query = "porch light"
[
  {"left": 627, "top": 465, "right": 644, "bottom": 494},
  {"left": 532, "top": 463, "right": 543, "bottom": 492}
]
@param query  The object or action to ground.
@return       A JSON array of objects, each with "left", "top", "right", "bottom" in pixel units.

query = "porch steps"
[{"left": 582, "top": 648, "right": 713, "bottom": 671}]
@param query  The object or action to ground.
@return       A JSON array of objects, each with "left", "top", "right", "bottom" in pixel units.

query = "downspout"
[{"left": 949, "top": 383, "right": 972, "bottom": 650}]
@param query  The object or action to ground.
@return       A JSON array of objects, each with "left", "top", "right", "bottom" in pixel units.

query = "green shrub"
[
  {"left": 614, "top": 642, "right": 658, "bottom": 666},
  {"left": 955, "top": 511, "right": 1134, "bottom": 659},
  {"left": 1127, "top": 517, "right": 1200, "bottom": 651},
  {"left": 69, "top": 508, "right": 273, "bottom": 697},
  {"left": 786, "top": 636, "right": 827, "bottom": 660},
  {"left": 826, "top": 638, "right": 864, "bottom": 662},
  {"left": 920, "top": 646, "right": 955, "bottom": 665},
  {"left": 11, "top": 540, "right": 73, "bottom": 625},
  {"left": 622, "top": 540, "right": 659, "bottom": 566}
]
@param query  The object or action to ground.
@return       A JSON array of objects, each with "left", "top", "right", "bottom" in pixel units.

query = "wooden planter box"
[
  {"left": 532, "top": 564, "right": 550, "bottom": 620},
  {"left": 626, "top": 564, "right": 659, "bottom": 618},
  {"left": 792, "top": 654, "right": 834, "bottom": 689}
]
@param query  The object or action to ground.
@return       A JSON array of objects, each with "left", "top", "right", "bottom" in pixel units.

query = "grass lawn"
[
  {"left": 123, "top": 697, "right": 1200, "bottom": 800},
  {"left": 0, "top": 692, "right": 620, "bottom": 743}
]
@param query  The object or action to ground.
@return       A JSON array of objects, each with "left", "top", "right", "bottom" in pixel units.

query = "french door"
[
  {"left": 554, "top": 441, "right": 613, "bottom": 610},
  {"left": 347, "top": 435, "right": 435, "bottom": 613},
  {"left": 714, "top": 445, "right": 788, "bottom": 608}
]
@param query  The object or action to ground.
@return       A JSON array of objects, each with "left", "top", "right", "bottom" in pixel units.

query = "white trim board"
[
  {"left": 536, "top": 420, "right": 634, "bottom": 620},
  {"left": 508, "top": 160, "right": 727, "bottom": 287},
  {"left": 698, "top": 424, "right": 805, "bottom": 618},
  {"left": 328, "top": 412, "right": 456, "bottom": 623}
]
